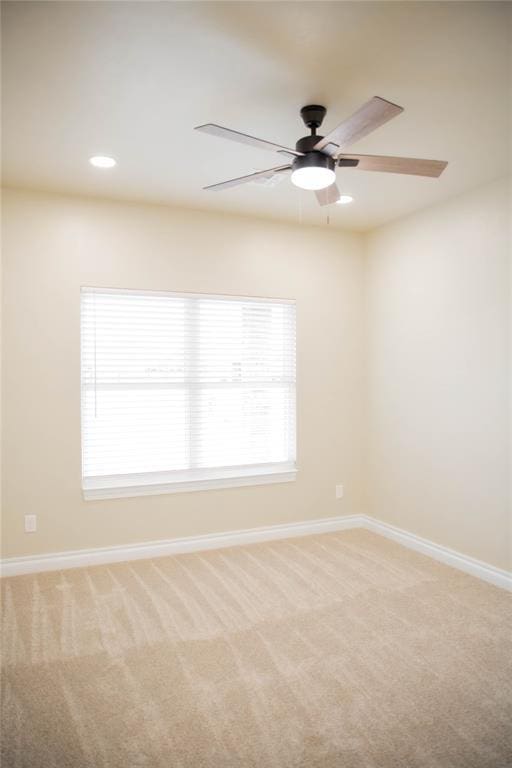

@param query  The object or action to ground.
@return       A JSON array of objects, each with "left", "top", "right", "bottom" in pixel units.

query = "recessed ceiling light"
[
  {"left": 336, "top": 195, "right": 354, "bottom": 205},
  {"left": 89, "top": 155, "right": 116, "bottom": 169}
]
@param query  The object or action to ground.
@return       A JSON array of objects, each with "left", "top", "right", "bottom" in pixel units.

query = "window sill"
[{"left": 83, "top": 466, "right": 297, "bottom": 500}]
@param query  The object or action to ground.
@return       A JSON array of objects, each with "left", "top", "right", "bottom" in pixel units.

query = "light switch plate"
[{"left": 335, "top": 484, "right": 344, "bottom": 499}]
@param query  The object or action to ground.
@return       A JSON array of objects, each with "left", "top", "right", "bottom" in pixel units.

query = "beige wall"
[
  {"left": 2, "top": 180, "right": 511, "bottom": 570},
  {"left": 365, "top": 177, "right": 511, "bottom": 571},
  {"left": 1, "top": 188, "right": 365, "bottom": 558}
]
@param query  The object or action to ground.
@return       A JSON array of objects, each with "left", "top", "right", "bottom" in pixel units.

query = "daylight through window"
[{"left": 81, "top": 287, "right": 296, "bottom": 498}]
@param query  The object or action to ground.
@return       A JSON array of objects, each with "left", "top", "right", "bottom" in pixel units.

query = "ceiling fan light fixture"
[
  {"left": 290, "top": 152, "right": 336, "bottom": 191},
  {"left": 196, "top": 98, "right": 448, "bottom": 200}
]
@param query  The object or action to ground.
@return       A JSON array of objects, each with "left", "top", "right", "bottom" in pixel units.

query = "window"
[{"left": 81, "top": 288, "right": 296, "bottom": 499}]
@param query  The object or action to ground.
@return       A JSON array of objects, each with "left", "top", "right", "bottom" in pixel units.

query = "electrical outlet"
[
  {"left": 335, "top": 484, "right": 344, "bottom": 499},
  {"left": 24, "top": 514, "right": 37, "bottom": 533}
]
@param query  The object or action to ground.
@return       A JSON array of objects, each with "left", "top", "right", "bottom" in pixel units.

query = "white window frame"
[{"left": 81, "top": 287, "right": 297, "bottom": 500}]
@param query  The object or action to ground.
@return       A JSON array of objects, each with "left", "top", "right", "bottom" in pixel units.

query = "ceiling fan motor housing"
[
  {"left": 292, "top": 150, "right": 335, "bottom": 176},
  {"left": 295, "top": 134, "right": 325, "bottom": 154}
]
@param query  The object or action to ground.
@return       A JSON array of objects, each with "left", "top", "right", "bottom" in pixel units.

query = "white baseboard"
[
  {"left": 1, "top": 513, "right": 510, "bottom": 591},
  {"left": 362, "top": 516, "right": 512, "bottom": 592},
  {"left": 0, "top": 514, "right": 361, "bottom": 577}
]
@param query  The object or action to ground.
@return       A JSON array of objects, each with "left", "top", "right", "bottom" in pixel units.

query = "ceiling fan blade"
[
  {"left": 203, "top": 165, "right": 292, "bottom": 191},
  {"left": 314, "top": 96, "right": 403, "bottom": 156},
  {"left": 341, "top": 154, "right": 448, "bottom": 177},
  {"left": 195, "top": 124, "right": 302, "bottom": 156},
  {"left": 315, "top": 183, "right": 341, "bottom": 207}
]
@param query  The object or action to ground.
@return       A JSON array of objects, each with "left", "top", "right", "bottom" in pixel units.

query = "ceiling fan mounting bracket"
[{"left": 300, "top": 105, "right": 327, "bottom": 132}]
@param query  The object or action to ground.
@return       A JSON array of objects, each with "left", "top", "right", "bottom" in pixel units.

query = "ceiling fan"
[{"left": 195, "top": 97, "right": 448, "bottom": 206}]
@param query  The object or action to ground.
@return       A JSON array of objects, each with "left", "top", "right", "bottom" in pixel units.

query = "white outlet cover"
[
  {"left": 335, "top": 485, "right": 344, "bottom": 499},
  {"left": 24, "top": 514, "right": 37, "bottom": 533}
]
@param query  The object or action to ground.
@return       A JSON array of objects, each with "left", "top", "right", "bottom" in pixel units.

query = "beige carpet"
[{"left": 1, "top": 529, "right": 511, "bottom": 768}]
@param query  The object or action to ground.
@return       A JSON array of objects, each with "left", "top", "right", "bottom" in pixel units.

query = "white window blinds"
[{"left": 81, "top": 288, "right": 296, "bottom": 498}]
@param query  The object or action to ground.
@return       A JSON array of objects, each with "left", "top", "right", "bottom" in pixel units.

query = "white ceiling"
[{"left": 2, "top": 1, "right": 511, "bottom": 231}]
